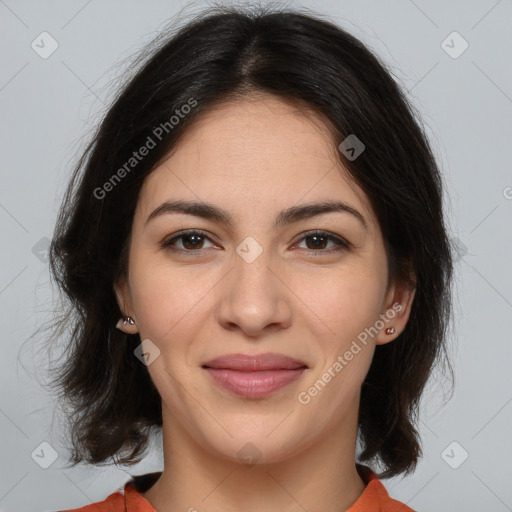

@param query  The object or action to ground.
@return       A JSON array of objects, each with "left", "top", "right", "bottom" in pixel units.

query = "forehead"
[
  {"left": 166, "top": 94, "right": 340, "bottom": 169},
  {"left": 136, "top": 94, "right": 376, "bottom": 229}
]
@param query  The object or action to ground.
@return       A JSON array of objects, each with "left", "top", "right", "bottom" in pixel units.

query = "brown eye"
[
  {"left": 161, "top": 229, "right": 350, "bottom": 256},
  {"left": 295, "top": 231, "right": 350, "bottom": 254},
  {"left": 162, "top": 230, "right": 215, "bottom": 252}
]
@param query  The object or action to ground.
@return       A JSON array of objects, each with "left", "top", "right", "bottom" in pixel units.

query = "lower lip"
[{"left": 204, "top": 368, "right": 306, "bottom": 399}]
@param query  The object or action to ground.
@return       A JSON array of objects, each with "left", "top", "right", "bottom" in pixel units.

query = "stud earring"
[
  {"left": 116, "top": 316, "right": 135, "bottom": 330},
  {"left": 385, "top": 326, "right": 396, "bottom": 335}
]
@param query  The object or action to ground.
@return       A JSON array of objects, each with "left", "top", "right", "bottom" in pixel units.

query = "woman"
[{"left": 49, "top": 5, "right": 453, "bottom": 511}]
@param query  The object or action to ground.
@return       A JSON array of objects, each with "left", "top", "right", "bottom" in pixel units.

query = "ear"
[
  {"left": 113, "top": 277, "right": 138, "bottom": 334},
  {"left": 375, "top": 276, "right": 416, "bottom": 346}
]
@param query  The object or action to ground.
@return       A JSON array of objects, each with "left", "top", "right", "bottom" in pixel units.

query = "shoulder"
[
  {"left": 58, "top": 488, "right": 124, "bottom": 511},
  {"left": 349, "top": 464, "right": 415, "bottom": 512},
  {"left": 58, "top": 472, "right": 161, "bottom": 512}
]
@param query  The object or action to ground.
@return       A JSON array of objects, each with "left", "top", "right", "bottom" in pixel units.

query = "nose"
[{"left": 216, "top": 248, "right": 292, "bottom": 338}]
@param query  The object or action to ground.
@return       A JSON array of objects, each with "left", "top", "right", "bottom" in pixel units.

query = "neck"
[{"left": 143, "top": 400, "right": 366, "bottom": 512}]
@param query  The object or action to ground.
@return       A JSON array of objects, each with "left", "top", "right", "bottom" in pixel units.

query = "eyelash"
[{"left": 160, "top": 229, "right": 350, "bottom": 256}]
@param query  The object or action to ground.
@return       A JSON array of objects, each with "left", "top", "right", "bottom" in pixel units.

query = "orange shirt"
[{"left": 60, "top": 464, "right": 414, "bottom": 512}]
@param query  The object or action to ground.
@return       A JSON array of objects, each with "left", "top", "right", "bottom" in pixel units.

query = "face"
[{"left": 115, "top": 93, "right": 414, "bottom": 464}]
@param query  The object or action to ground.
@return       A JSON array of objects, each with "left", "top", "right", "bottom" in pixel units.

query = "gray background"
[{"left": 1, "top": 0, "right": 511, "bottom": 510}]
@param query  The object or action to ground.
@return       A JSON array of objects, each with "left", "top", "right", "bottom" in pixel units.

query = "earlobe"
[
  {"left": 376, "top": 281, "right": 416, "bottom": 345},
  {"left": 115, "top": 316, "right": 138, "bottom": 333},
  {"left": 113, "top": 279, "right": 138, "bottom": 334}
]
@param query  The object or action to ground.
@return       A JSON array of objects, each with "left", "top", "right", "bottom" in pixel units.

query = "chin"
[{"left": 200, "top": 425, "right": 312, "bottom": 467}]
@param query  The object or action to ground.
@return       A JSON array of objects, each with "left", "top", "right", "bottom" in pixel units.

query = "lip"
[
  {"left": 202, "top": 353, "right": 308, "bottom": 371},
  {"left": 202, "top": 353, "right": 308, "bottom": 399}
]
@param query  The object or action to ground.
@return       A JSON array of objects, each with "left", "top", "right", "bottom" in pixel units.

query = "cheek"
[
  {"left": 296, "top": 270, "right": 383, "bottom": 421},
  {"left": 128, "top": 248, "right": 218, "bottom": 342},
  {"left": 298, "top": 264, "right": 386, "bottom": 340}
]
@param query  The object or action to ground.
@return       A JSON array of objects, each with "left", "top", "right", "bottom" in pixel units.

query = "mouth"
[{"left": 202, "top": 353, "right": 308, "bottom": 399}]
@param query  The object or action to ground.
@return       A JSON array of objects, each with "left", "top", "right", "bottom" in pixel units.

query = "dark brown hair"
[{"left": 45, "top": 4, "right": 454, "bottom": 478}]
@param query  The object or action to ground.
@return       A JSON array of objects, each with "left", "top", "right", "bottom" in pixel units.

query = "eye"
[
  {"left": 161, "top": 230, "right": 216, "bottom": 253},
  {"left": 294, "top": 230, "right": 350, "bottom": 254},
  {"left": 160, "top": 229, "right": 350, "bottom": 256}
]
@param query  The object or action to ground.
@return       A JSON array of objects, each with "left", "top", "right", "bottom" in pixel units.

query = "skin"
[{"left": 114, "top": 93, "right": 415, "bottom": 512}]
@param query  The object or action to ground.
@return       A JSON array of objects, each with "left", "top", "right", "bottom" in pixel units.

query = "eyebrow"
[{"left": 145, "top": 199, "right": 368, "bottom": 231}]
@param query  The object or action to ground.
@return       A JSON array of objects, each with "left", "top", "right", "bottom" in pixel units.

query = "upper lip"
[{"left": 202, "top": 353, "right": 308, "bottom": 371}]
